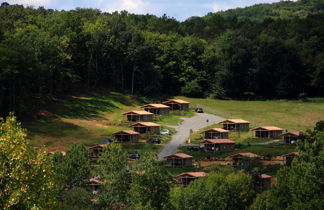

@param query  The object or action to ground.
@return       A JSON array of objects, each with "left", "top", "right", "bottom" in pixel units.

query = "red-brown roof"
[
  {"left": 163, "top": 99, "right": 190, "bottom": 104},
  {"left": 123, "top": 110, "right": 153, "bottom": 115},
  {"left": 260, "top": 174, "right": 272, "bottom": 179},
  {"left": 280, "top": 131, "right": 301, "bottom": 137},
  {"left": 203, "top": 128, "right": 229, "bottom": 133},
  {"left": 90, "top": 144, "right": 106, "bottom": 149},
  {"left": 141, "top": 104, "right": 170, "bottom": 109},
  {"left": 252, "top": 126, "right": 283, "bottom": 131},
  {"left": 164, "top": 153, "right": 193, "bottom": 159},
  {"left": 227, "top": 152, "right": 260, "bottom": 158},
  {"left": 281, "top": 152, "right": 299, "bottom": 157},
  {"left": 177, "top": 172, "right": 207, "bottom": 178},
  {"left": 219, "top": 119, "right": 250, "bottom": 124},
  {"left": 112, "top": 130, "right": 140, "bottom": 135},
  {"left": 201, "top": 139, "right": 235, "bottom": 144},
  {"left": 131, "top": 122, "right": 160, "bottom": 127}
]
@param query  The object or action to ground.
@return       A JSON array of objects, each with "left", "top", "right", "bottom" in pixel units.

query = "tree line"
[
  {"left": 0, "top": 0, "right": 324, "bottom": 117},
  {"left": 1, "top": 115, "right": 323, "bottom": 209}
]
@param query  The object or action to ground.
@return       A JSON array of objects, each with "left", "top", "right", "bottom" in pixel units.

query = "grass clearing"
[
  {"left": 178, "top": 97, "right": 324, "bottom": 130},
  {"left": 155, "top": 111, "right": 195, "bottom": 125},
  {"left": 24, "top": 92, "right": 190, "bottom": 153}
]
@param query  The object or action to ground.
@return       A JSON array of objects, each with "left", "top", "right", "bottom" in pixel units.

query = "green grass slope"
[{"left": 179, "top": 97, "right": 324, "bottom": 131}]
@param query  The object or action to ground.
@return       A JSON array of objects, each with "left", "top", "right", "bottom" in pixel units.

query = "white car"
[{"left": 160, "top": 129, "right": 171, "bottom": 135}]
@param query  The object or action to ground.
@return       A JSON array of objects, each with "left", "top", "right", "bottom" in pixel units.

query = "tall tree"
[
  {"left": 0, "top": 114, "right": 56, "bottom": 209},
  {"left": 96, "top": 143, "right": 130, "bottom": 209}
]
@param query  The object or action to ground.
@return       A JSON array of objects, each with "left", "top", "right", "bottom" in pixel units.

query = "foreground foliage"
[
  {"left": 0, "top": 114, "right": 56, "bottom": 209},
  {"left": 251, "top": 122, "right": 324, "bottom": 210}
]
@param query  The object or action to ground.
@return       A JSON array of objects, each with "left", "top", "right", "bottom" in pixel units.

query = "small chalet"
[
  {"left": 258, "top": 174, "right": 272, "bottom": 188},
  {"left": 90, "top": 144, "right": 105, "bottom": 160},
  {"left": 176, "top": 172, "right": 207, "bottom": 186},
  {"left": 89, "top": 177, "right": 102, "bottom": 195},
  {"left": 226, "top": 152, "right": 260, "bottom": 165},
  {"left": 280, "top": 131, "right": 301, "bottom": 145},
  {"left": 131, "top": 122, "right": 160, "bottom": 134},
  {"left": 141, "top": 104, "right": 170, "bottom": 115},
  {"left": 123, "top": 110, "right": 154, "bottom": 122},
  {"left": 162, "top": 99, "right": 190, "bottom": 111},
  {"left": 164, "top": 153, "right": 193, "bottom": 168},
  {"left": 252, "top": 126, "right": 284, "bottom": 139},
  {"left": 112, "top": 130, "right": 140, "bottom": 143},
  {"left": 281, "top": 152, "right": 299, "bottom": 165},
  {"left": 219, "top": 119, "right": 250, "bottom": 131},
  {"left": 203, "top": 128, "right": 229, "bottom": 139},
  {"left": 200, "top": 139, "right": 235, "bottom": 152}
]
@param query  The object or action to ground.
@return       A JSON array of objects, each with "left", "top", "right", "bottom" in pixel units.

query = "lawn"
[
  {"left": 155, "top": 111, "right": 195, "bottom": 126},
  {"left": 178, "top": 97, "right": 324, "bottom": 131}
]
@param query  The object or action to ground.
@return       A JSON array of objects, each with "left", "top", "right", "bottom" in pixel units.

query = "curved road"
[{"left": 158, "top": 113, "right": 224, "bottom": 160}]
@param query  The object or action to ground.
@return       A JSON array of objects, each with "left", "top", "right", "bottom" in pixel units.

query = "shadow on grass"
[
  {"left": 26, "top": 120, "right": 86, "bottom": 138},
  {"left": 36, "top": 92, "right": 143, "bottom": 120}
]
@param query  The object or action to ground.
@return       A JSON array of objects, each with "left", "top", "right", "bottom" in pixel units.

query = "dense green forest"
[{"left": 0, "top": 0, "right": 324, "bottom": 117}]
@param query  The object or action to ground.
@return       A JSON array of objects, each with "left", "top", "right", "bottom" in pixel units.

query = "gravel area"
[{"left": 157, "top": 113, "right": 224, "bottom": 160}]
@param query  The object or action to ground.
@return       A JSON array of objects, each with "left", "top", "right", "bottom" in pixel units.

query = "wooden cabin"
[
  {"left": 164, "top": 153, "right": 193, "bottom": 168},
  {"left": 131, "top": 122, "right": 161, "bottom": 134},
  {"left": 176, "top": 172, "right": 207, "bottom": 186},
  {"left": 90, "top": 144, "right": 106, "bottom": 160},
  {"left": 123, "top": 111, "right": 154, "bottom": 122},
  {"left": 280, "top": 131, "right": 301, "bottom": 145},
  {"left": 219, "top": 119, "right": 250, "bottom": 131},
  {"left": 141, "top": 104, "right": 170, "bottom": 115},
  {"left": 226, "top": 152, "right": 260, "bottom": 166},
  {"left": 203, "top": 128, "right": 229, "bottom": 139},
  {"left": 200, "top": 139, "right": 235, "bottom": 152},
  {"left": 258, "top": 174, "right": 272, "bottom": 188},
  {"left": 89, "top": 177, "right": 102, "bottom": 195},
  {"left": 252, "top": 126, "right": 284, "bottom": 139},
  {"left": 112, "top": 130, "right": 140, "bottom": 143},
  {"left": 162, "top": 99, "right": 190, "bottom": 111},
  {"left": 281, "top": 152, "right": 299, "bottom": 165}
]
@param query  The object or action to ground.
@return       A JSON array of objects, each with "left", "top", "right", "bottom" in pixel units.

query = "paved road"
[{"left": 157, "top": 113, "right": 224, "bottom": 160}]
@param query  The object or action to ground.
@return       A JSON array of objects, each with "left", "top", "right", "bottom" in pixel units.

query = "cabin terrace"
[
  {"left": 226, "top": 152, "right": 260, "bottom": 165},
  {"left": 252, "top": 126, "right": 284, "bottom": 139},
  {"left": 162, "top": 99, "right": 190, "bottom": 111},
  {"left": 131, "top": 122, "right": 161, "bottom": 134},
  {"left": 203, "top": 128, "right": 229, "bottom": 139},
  {"left": 141, "top": 104, "right": 170, "bottom": 115},
  {"left": 200, "top": 139, "right": 235, "bottom": 152},
  {"left": 280, "top": 131, "right": 301, "bottom": 145},
  {"left": 89, "top": 144, "right": 106, "bottom": 160},
  {"left": 176, "top": 172, "right": 207, "bottom": 186},
  {"left": 219, "top": 119, "right": 250, "bottom": 131},
  {"left": 123, "top": 110, "right": 154, "bottom": 122},
  {"left": 112, "top": 130, "right": 140, "bottom": 143},
  {"left": 164, "top": 153, "right": 193, "bottom": 168}
]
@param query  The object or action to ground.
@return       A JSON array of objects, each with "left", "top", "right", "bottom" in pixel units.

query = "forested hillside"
[{"left": 0, "top": 0, "right": 324, "bottom": 117}]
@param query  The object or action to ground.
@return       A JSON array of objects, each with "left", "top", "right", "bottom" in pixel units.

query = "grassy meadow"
[
  {"left": 24, "top": 92, "right": 189, "bottom": 152},
  {"left": 179, "top": 97, "right": 324, "bottom": 131}
]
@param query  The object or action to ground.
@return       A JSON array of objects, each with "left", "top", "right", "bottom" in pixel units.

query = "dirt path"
[{"left": 157, "top": 113, "right": 224, "bottom": 160}]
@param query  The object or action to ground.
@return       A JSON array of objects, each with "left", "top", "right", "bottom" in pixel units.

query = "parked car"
[
  {"left": 148, "top": 138, "right": 161, "bottom": 144},
  {"left": 195, "top": 108, "right": 204, "bottom": 113},
  {"left": 129, "top": 153, "right": 140, "bottom": 159},
  {"left": 103, "top": 138, "right": 113, "bottom": 143},
  {"left": 160, "top": 129, "right": 171, "bottom": 135}
]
